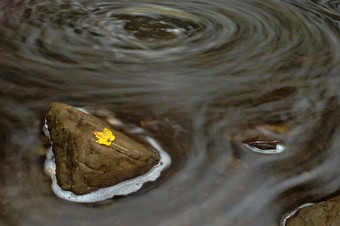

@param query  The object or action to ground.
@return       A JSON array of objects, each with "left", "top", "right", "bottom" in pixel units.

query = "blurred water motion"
[{"left": 0, "top": 0, "right": 340, "bottom": 225}]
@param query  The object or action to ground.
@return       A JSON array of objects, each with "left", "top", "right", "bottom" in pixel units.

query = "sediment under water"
[{"left": 0, "top": 0, "right": 339, "bottom": 225}]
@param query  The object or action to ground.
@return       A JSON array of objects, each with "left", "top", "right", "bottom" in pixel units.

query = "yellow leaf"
[{"left": 94, "top": 128, "right": 115, "bottom": 146}]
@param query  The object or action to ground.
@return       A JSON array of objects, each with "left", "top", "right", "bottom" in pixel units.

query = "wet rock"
[
  {"left": 45, "top": 102, "right": 160, "bottom": 195},
  {"left": 285, "top": 197, "right": 340, "bottom": 226}
]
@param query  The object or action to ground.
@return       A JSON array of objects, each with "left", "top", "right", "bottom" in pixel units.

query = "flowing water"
[{"left": 0, "top": 0, "right": 340, "bottom": 225}]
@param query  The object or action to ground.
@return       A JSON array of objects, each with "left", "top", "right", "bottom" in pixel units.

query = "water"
[{"left": 0, "top": 0, "right": 339, "bottom": 225}]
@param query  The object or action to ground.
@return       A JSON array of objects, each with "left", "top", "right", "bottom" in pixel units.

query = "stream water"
[{"left": 0, "top": 0, "right": 340, "bottom": 225}]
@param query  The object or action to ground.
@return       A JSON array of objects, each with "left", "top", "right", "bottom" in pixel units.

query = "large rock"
[
  {"left": 45, "top": 102, "right": 160, "bottom": 195},
  {"left": 285, "top": 197, "right": 340, "bottom": 226}
]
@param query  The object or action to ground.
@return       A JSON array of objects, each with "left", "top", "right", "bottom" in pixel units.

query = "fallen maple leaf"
[{"left": 94, "top": 128, "right": 115, "bottom": 146}]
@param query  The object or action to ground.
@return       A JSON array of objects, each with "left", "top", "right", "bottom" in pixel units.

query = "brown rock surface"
[
  {"left": 285, "top": 197, "right": 340, "bottom": 226},
  {"left": 45, "top": 102, "right": 160, "bottom": 195}
]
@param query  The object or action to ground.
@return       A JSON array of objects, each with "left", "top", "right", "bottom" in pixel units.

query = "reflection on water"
[{"left": 0, "top": 0, "right": 339, "bottom": 225}]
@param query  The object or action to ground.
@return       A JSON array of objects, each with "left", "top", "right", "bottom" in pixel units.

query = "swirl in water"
[{"left": 0, "top": 0, "right": 340, "bottom": 225}]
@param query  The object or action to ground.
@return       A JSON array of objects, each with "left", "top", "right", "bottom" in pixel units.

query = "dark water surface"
[{"left": 1, "top": 0, "right": 340, "bottom": 225}]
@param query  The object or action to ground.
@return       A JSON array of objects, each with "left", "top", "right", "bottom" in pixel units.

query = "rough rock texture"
[
  {"left": 286, "top": 197, "right": 340, "bottom": 226},
  {"left": 45, "top": 102, "right": 160, "bottom": 195}
]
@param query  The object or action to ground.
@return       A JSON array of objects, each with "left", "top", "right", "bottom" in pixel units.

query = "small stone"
[
  {"left": 285, "top": 197, "right": 340, "bottom": 226},
  {"left": 45, "top": 102, "right": 160, "bottom": 195}
]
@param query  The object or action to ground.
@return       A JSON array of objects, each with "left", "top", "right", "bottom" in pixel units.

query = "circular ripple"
[
  {"left": 1, "top": 0, "right": 339, "bottom": 72},
  {"left": 1, "top": 0, "right": 338, "bottom": 73},
  {"left": 1, "top": 1, "right": 237, "bottom": 64}
]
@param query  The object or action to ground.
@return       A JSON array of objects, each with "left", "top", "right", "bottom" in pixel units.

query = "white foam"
[
  {"left": 75, "top": 107, "right": 90, "bottom": 114},
  {"left": 43, "top": 115, "right": 171, "bottom": 203},
  {"left": 280, "top": 203, "right": 314, "bottom": 226}
]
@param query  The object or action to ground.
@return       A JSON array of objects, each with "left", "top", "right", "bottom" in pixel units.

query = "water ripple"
[
  {"left": 1, "top": 0, "right": 338, "bottom": 69},
  {"left": 0, "top": 0, "right": 340, "bottom": 226}
]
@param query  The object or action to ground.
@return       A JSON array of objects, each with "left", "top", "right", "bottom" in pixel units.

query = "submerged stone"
[
  {"left": 45, "top": 102, "right": 160, "bottom": 195},
  {"left": 284, "top": 197, "right": 340, "bottom": 226}
]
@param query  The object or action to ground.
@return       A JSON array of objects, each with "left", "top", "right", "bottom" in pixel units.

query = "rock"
[
  {"left": 45, "top": 102, "right": 160, "bottom": 195},
  {"left": 285, "top": 197, "right": 340, "bottom": 226}
]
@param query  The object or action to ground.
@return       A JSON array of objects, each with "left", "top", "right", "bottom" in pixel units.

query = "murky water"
[{"left": 0, "top": 0, "right": 340, "bottom": 225}]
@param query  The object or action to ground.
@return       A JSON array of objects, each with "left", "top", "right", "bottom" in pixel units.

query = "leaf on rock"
[{"left": 94, "top": 128, "right": 115, "bottom": 146}]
